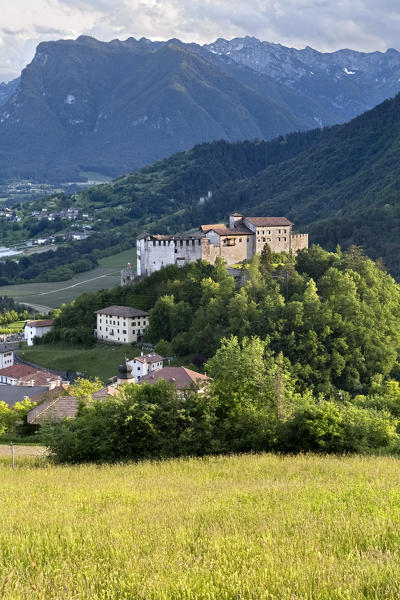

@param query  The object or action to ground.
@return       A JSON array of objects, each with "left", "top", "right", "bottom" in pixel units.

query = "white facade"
[
  {"left": 136, "top": 234, "right": 203, "bottom": 277},
  {"left": 127, "top": 353, "right": 164, "bottom": 382},
  {"left": 0, "top": 346, "right": 14, "bottom": 369},
  {"left": 24, "top": 320, "right": 54, "bottom": 346},
  {"left": 95, "top": 306, "right": 149, "bottom": 344}
]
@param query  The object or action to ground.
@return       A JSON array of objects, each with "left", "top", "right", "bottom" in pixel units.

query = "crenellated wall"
[{"left": 290, "top": 233, "right": 309, "bottom": 254}]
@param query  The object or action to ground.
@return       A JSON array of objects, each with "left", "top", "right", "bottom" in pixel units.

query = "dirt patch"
[{"left": 0, "top": 445, "right": 47, "bottom": 457}]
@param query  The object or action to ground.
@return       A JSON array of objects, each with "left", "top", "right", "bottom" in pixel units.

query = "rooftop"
[
  {"left": 244, "top": 217, "right": 294, "bottom": 227},
  {"left": 139, "top": 367, "right": 210, "bottom": 390},
  {"left": 0, "top": 364, "right": 38, "bottom": 379},
  {"left": 96, "top": 305, "right": 148, "bottom": 318},
  {"left": 25, "top": 319, "right": 54, "bottom": 328},
  {"left": 132, "top": 353, "right": 164, "bottom": 365},
  {"left": 27, "top": 396, "right": 78, "bottom": 424},
  {"left": 0, "top": 343, "right": 14, "bottom": 354},
  {"left": 1, "top": 386, "right": 48, "bottom": 407},
  {"left": 205, "top": 225, "right": 253, "bottom": 236}
]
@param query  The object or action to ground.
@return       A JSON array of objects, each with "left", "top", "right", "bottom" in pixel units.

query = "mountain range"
[{"left": 1, "top": 35, "right": 400, "bottom": 183}]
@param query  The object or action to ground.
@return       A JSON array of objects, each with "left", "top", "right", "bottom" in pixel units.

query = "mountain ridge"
[{"left": 2, "top": 35, "right": 400, "bottom": 183}]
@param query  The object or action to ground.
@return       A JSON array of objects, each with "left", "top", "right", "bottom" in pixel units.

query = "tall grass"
[{"left": 1, "top": 453, "right": 400, "bottom": 599}]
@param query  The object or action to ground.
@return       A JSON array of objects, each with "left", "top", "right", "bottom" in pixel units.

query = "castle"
[{"left": 136, "top": 213, "right": 308, "bottom": 277}]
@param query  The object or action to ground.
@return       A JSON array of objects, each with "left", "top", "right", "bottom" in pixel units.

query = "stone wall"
[{"left": 290, "top": 233, "right": 309, "bottom": 253}]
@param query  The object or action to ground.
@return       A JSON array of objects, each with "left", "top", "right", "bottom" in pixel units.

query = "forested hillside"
[
  {"left": 44, "top": 246, "right": 400, "bottom": 396},
  {"left": 74, "top": 92, "right": 400, "bottom": 278}
]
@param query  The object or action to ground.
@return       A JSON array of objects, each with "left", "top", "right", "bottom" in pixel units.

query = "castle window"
[
  {"left": 247, "top": 238, "right": 249, "bottom": 243},
  {"left": 175, "top": 249, "right": 177, "bottom": 253},
  {"left": 123, "top": 330, "right": 127, "bottom": 334},
  {"left": 262, "top": 237, "right": 265, "bottom": 242},
  {"left": 239, "top": 238, "right": 242, "bottom": 243},
  {"left": 284, "top": 237, "right": 287, "bottom": 241},
  {"left": 180, "top": 241, "right": 183, "bottom": 247}
]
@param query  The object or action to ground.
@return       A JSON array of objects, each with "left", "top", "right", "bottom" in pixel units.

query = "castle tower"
[{"left": 229, "top": 213, "right": 243, "bottom": 229}]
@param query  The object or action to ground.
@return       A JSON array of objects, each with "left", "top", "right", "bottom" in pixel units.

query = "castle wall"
[
  {"left": 290, "top": 233, "right": 309, "bottom": 254},
  {"left": 137, "top": 236, "right": 203, "bottom": 276},
  {"left": 202, "top": 233, "right": 250, "bottom": 265},
  {"left": 138, "top": 239, "right": 176, "bottom": 276}
]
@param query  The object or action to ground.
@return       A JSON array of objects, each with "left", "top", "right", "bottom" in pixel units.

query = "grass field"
[
  {"left": 19, "top": 342, "right": 132, "bottom": 380},
  {"left": 0, "top": 247, "right": 136, "bottom": 310},
  {"left": 1, "top": 453, "right": 400, "bottom": 599}
]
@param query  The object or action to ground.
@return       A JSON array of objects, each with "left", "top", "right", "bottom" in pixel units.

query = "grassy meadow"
[
  {"left": 19, "top": 342, "right": 131, "bottom": 380},
  {"left": 0, "top": 247, "right": 136, "bottom": 310},
  {"left": 1, "top": 453, "right": 400, "bottom": 599}
]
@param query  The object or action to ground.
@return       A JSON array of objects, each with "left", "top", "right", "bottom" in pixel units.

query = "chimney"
[{"left": 229, "top": 213, "right": 243, "bottom": 229}]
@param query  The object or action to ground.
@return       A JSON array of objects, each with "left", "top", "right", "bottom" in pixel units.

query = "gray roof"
[
  {"left": 27, "top": 396, "right": 78, "bottom": 424},
  {"left": 244, "top": 217, "right": 293, "bottom": 227},
  {"left": 0, "top": 386, "right": 48, "bottom": 407},
  {"left": 0, "top": 344, "right": 14, "bottom": 354},
  {"left": 95, "top": 305, "right": 148, "bottom": 318}
]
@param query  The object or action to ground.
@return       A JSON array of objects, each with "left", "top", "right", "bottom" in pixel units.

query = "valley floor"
[
  {"left": 1, "top": 453, "right": 400, "bottom": 599},
  {"left": 0, "top": 247, "right": 136, "bottom": 310}
]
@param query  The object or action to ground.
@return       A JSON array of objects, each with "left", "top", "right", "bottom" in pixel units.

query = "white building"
[
  {"left": 24, "top": 320, "right": 54, "bottom": 346},
  {"left": 136, "top": 233, "right": 203, "bottom": 277},
  {"left": 95, "top": 305, "right": 149, "bottom": 344},
  {"left": 127, "top": 352, "right": 164, "bottom": 382},
  {"left": 0, "top": 344, "right": 14, "bottom": 370}
]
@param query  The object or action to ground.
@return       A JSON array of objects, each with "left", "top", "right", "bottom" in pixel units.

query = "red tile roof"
[
  {"left": 25, "top": 319, "right": 54, "bottom": 328},
  {"left": 244, "top": 217, "right": 293, "bottom": 227},
  {"left": 19, "top": 371, "right": 62, "bottom": 387},
  {"left": 133, "top": 353, "right": 164, "bottom": 365},
  {"left": 200, "top": 223, "right": 225, "bottom": 232},
  {"left": 0, "top": 364, "right": 37, "bottom": 379},
  {"left": 139, "top": 367, "right": 210, "bottom": 389}
]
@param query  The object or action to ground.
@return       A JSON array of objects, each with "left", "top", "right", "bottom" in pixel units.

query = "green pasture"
[
  {"left": 18, "top": 342, "right": 133, "bottom": 380},
  {"left": 1, "top": 453, "right": 400, "bottom": 599},
  {"left": 0, "top": 247, "right": 136, "bottom": 309}
]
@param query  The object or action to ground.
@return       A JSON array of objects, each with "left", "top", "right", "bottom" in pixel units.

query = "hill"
[{"left": 72, "top": 91, "right": 400, "bottom": 277}]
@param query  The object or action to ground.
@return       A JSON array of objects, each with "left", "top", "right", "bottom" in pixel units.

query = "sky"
[{"left": 2, "top": 0, "right": 400, "bottom": 81}]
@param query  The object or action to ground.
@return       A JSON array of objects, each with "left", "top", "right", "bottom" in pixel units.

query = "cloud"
[{"left": 1, "top": 0, "right": 400, "bottom": 81}]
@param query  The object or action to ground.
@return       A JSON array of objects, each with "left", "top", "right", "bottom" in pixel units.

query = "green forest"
[{"left": 35, "top": 245, "right": 400, "bottom": 461}]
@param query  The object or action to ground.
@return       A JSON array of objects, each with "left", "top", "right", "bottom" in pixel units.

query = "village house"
[
  {"left": 138, "top": 366, "right": 210, "bottom": 391},
  {"left": 0, "top": 343, "right": 14, "bottom": 369},
  {"left": 136, "top": 213, "right": 308, "bottom": 276},
  {"left": 24, "top": 319, "right": 54, "bottom": 346},
  {"left": 127, "top": 352, "right": 164, "bottom": 382},
  {"left": 2, "top": 385, "right": 49, "bottom": 406},
  {"left": 95, "top": 305, "right": 149, "bottom": 344},
  {"left": 0, "top": 364, "right": 62, "bottom": 388}
]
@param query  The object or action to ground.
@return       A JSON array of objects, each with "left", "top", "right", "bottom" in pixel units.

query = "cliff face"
[{"left": 205, "top": 37, "right": 400, "bottom": 124}]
